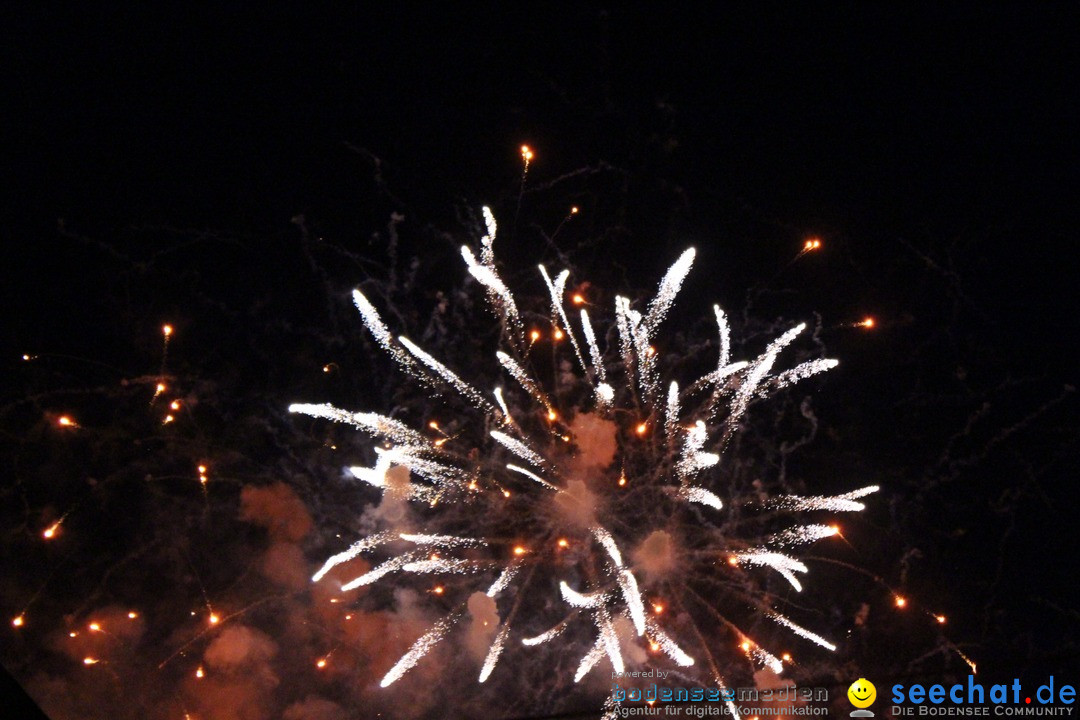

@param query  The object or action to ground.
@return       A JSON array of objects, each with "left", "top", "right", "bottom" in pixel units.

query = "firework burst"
[{"left": 290, "top": 208, "right": 878, "bottom": 712}]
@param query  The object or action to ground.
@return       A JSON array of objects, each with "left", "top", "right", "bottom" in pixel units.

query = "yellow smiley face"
[{"left": 848, "top": 678, "right": 876, "bottom": 708}]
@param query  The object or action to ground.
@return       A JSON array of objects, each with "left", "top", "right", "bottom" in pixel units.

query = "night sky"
[{"left": 3, "top": 5, "right": 1078, "bottom": 719}]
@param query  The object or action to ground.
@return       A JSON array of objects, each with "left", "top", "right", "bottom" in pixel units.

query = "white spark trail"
[
  {"left": 598, "top": 606, "right": 624, "bottom": 673},
  {"left": 665, "top": 381, "right": 680, "bottom": 444},
  {"left": 768, "top": 485, "right": 880, "bottom": 512},
  {"left": 479, "top": 206, "right": 497, "bottom": 266},
  {"left": 399, "top": 533, "right": 486, "bottom": 548},
  {"left": 574, "top": 637, "right": 605, "bottom": 683},
  {"left": 402, "top": 558, "right": 478, "bottom": 574},
  {"left": 352, "top": 289, "right": 412, "bottom": 365},
  {"left": 681, "top": 486, "right": 724, "bottom": 511},
  {"left": 485, "top": 566, "right": 518, "bottom": 598},
  {"left": 398, "top": 336, "right": 494, "bottom": 413},
  {"left": 341, "top": 554, "right": 419, "bottom": 591},
  {"left": 380, "top": 614, "right": 459, "bottom": 687},
  {"left": 311, "top": 531, "right": 394, "bottom": 582},
  {"left": 539, "top": 265, "right": 588, "bottom": 375},
  {"left": 769, "top": 524, "right": 838, "bottom": 548},
  {"left": 592, "top": 526, "right": 624, "bottom": 567},
  {"left": 643, "top": 248, "right": 696, "bottom": 337},
  {"left": 580, "top": 309, "right": 606, "bottom": 382},
  {"left": 714, "top": 304, "right": 731, "bottom": 369},
  {"left": 732, "top": 550, "right": 809, "bottom": 592},
  {"left": 461, "top": 245, "right": 523, "bottom": 339},
  {"left": 289, "top": 403, "right": 427, "bottom": 446},
  {"left": 490, "top": 430, "right": 546, "bottom": 468},
  {"left": 559, "top": 581, "right": 608, "bottom": 608},
  {"left": 768, "top": 612, "right": 837, "bottom": 651},
  {"left": 617, "top": 569, "right": 646, "bottom": 636},
  {"left": 727, "top": 323, "right": 805, "bottom": 428},
  {"left": 522, "top": 620, "right": 569, "bottom": 646},
  {"left": 506, "top": 464, "right": 558, "bottom": 490},
  {"left": 478, "top": 622, "right": 510, "bottom": 682},
  {"left": 496, "top": 351, "right": 551, "bottom": 409},
  {"left": 645, "top": 617, "right": 695, "bottom": 666}
]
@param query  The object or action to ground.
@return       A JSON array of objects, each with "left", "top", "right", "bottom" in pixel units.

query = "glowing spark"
[
  {"left": 936, "top": 615, "right": 947, "bottom": 624},
  {"left": 195, "top": 667, "right": 204, "bottom": 678},
  {"left": 316, "top": 658, "right": 327, "bottom": 669},
  {"left": 88, "top": 622, "right": 101, "bottom": 632},
  {"left": 83, "top": 657, "right": 98, "bottom": 666},
  {"left": 859, "top": 316, "right": 875, "bottom": 328},
  {"left": 43, "top": 521, "right": 61, "bottom": 539},
  {"left": 895, "top": 596, "right": 907, "bottom": 608},
  {"left": 170, "top": 400, "right": 181, "bottom": 410},
  {"left": 57, "top": 416, "right": 75, "bottom": 427},
  {"left": 803, "top": 238, "right": 822, "bottom": 252},
  {"left": 12, "top": 616, "right": 24, "bottom": 628},
  {"left": 208, "top": 613, "right": 220, "bottom": 625}
]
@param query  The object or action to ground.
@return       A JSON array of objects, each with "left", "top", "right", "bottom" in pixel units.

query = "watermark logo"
[{"left": 849, "top": 678, "right": 878, "bottom": 718}]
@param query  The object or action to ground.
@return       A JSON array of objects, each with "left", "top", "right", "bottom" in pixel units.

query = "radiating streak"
[
  {"left": 341, "top": 554, "right": 419, "bottom": 591},
  {"left": 618, "top": 569, "right": 646, "bottom": 635},
  {"left": 598, "top": 606, "right": 624, "bottom": 673},
  {"left": 289, "top": 403, "right": 427, "bottom": 445},
  {"left": 478, "top": 622, "right": 511, "bottom": 682},
  {"left": 352, "top": 289, "right": 411, "bottom": 365},
  {"left": 767, "top": 485, "right": 879, "bottom": 512},
  {"left": 559, "top": 581, "right": 608, "bottom": 608},
  {"left": 768, "top": 612, "right": 837, "bottom": 651},
  {"left": 398, "top": 336, "right": 493, "bottom": 413},
  {"left": 714, "top": 304, "right": 731, "bottom": 369},
  {"left": 507, "top": 464, "right": 557, "bottom": 490},
  {"left": 751, "top": 646, "right": 784, "bottom": 674},
  {"left": 490, "top": 431, "right": 546, "bottom": 468},
  {"left": 645, "top": 617, "right": 695, "bottom": 666},
  {"left": 579, "top": 309, "right": 607, "bottom": 382},
  {"left": 643, "top": 248, "right": 696, "bottom": 336},
  {"left": 496, "top": 351, "right": 550, "bottom": 409},
  {"left": 767, "top": 358, "right": 839, "bottom": 393},
  {"left": 665, "top": 381, "right": 680, "bottom": 445},
  {"left": 485, "top": 566, "right": 518, "bottom": 598},
  {"left": 479, "top": 206, "right": 497, "bottom": 266},
  {"left": 574, "top": 637, "right": 605, "bottom": 682},
  {"left": 493, "top": 386, "right": 511, "bottom": 421},
  {"left": 592, "top": 526, "right": 624, "bottom": 567},
  {"left": 681, "top": 486, "right": 724, "bottom": 510},
  {"left": 311, "top": 531, "right": 394, "bottom": 582},
  {"left": 728, "top": 324, "right": 806, "bottom": 427},
  {"left": 732, "top": 550, "right": 809, "bottom": 592},
  {"left": 402, "top": 558, "right": 477, "bottom": 574},
  {"left": 522, "top": 619, "right": 569, "bottom": 646},
  {"left": 380, "top": 614, "right": 459, "bottom": 687},
  {"left": 693, "top": 361, "right": 748, "bottom": 392},
  {"left": 399, "top": 533, "right": 486, "bottom": 548},
  {"left": 539, "top": 265, "right": 588, "bottom": 375},
  {"left": 678, "top": 421, "right": 719, "bottom": 481},
  {"left": 461, "top": 245, "right": 523, "bottom": 337},
  {"left": 769, "top": 524, "right": 838, "bottom": 548}
]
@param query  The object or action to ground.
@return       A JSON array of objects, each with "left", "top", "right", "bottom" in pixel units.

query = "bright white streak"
[
  {"left": 341, "top": 554, "right": 417, "bottom": 591},
  {"left": 751, "top": 646, "right": 784, "bottom": 674},
  {"left": 728, "top": 324, "right": 805, "bottom": 427},
  {"left": 461, "top": 245, "right": 523, "bottom": 336},
  {"left": 596, "top": 383, "right": 614, "bottom": 405},
  {"left": 681, "top": 486, "right": 724, "bottom": 510},
  {"left": 559, "top": 581, "right": 608, "bottom": 608},
  {"left": 402, "top": 558, "right": 476, "bottom": 574},
  {"left": 598, "top": 606, "right": 624, "bottom": 673},
  {"left": 496, "top": 351, "right": 550, "bottom": 409},
  {"left": 618, "top": 569, "right": 646, "bottom": 635},
  {"left": 398, "top": 336, "right": 493, "bottom": 413},
  {"left": 574, "top": 637, "right": 605, "bottom": 682},
  {"left": 478, "top": 622, "right": 510, "bottom": 683},
  {"left": 732, "top": 550, "right": 808, "bottom": 592},
  {"left": 579, "top": 309, "right": 606, "bottom": 382},
  {"left": 539, "top": 265, "right": 588, "bottom": 375},
  {"left": 506, "top": 464, "right": 557, "bottom": 491},
  {"left": 665, "top": 381, "right": 680, "bottom": 444},
  {"left": 645, "top": 617, "right": 695, "bottom": 666},
  {"left": 311, "top": 531, "right": 394, "bottom": 582},
  {"left": 767, "top": 358, "right": 839, "bottom": 393},
  {"left": 592, "top": 526, "right": 623, "bottom": 567},
  {"left": 399, "top": 533, "right": 486, "bottom": 548},
  {"left": 714, "top": 304, "right": 731, "bottom": 368},
  {"left": 493, "top": 386, "right": 511, "bottom": 421},
  {"left": 522, "top": 620, "right": 568, "bottom": 646},
  {"left": 490, "top": 430, "right": 546, "bottom": 468},
  {"left": 479, "top": 206, "right": 497, "bottom": 266},
  {"left": 769, "top": 524, "right": 838, "bottom": 548},
  {"left": 288, "top": 403, "right": 427, "bottom": 446},
  {"left": 768, "top": 485, "right": 879, "bottom": 512},
  {"left": 352, "top": 289, "right": 411, "bottom": 365},
  {"left": 486, "top": 566, "right": 518, "bottom": 598},
  {"left": 380, "top": 614, "right": 458, "bottom": 687},
  {"left": 643, "top": 248, "right": 695, "bottom": 336},
  {"left": 769, "top": 612, "right": 837, "bottom": 651}
]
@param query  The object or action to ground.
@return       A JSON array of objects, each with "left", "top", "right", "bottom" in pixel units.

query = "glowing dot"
[
  {"left": 521, "top": 145, "right": 533, "bottom": 161},
  {"left": 322, "top": 365, "right": 331, "bottom": 373},
  {"left": 88, "top": 622, "right": 101, "bottom": 632},
  {"left": 530, "top": 330, "right": 541, "bottom": 341},
  {"left": 727, "top": 556, "right": 739, "bottom": 566},
  {"left": 433, "top": 586, "right": 444, "bottom": 595},
  {"left": 22, "top": 354, "right": 30, "bottom": 361},
  {"left": 344, "top": 614, "right": 353, "bottom": 620},
  {"left": 829, "top": 525, "right": 841, "bottom": 535},
  {"left": 547, "top": 410, "right": 557, "bottom": 421},
  {"left": 636, "top": 422, "right": 648, "bottom": 435},
  {"left": 860, "top": 317, "right": 875, "bottom": 329},
  {"left": 572, "top": 293, "right": 585, "bottom": 305},
  {"left": 553, "top": 329, "right": 564, "bottom": 341},
  {"left": 502, "top": 490, "right": 511, "bottom": 498},
  {"left": 127, "top": 611, "right": 138, "bottom": 620},
  {"left": 69, "top": 632, "right": 77, "bottom": 638},
  {"left": 156, "top": 383, "right": 167, "bottom": 394},
  {"left": 170, "top": 400, "right": 181, "bottom": 410},
  {"left": 329, "top": 598, "right": 340, "bottom": 604},
  {"left": 618, "top": 475, "right": 627, "bottom": 487},
  {"left": 557, "top": 538, "right": 569, "bottom": 548},
  {"left": 434, "top": 438, "right": 446, "bottom": 447},
  {"left": 468, "top": 481, "right": 478, "bottom": 491},
  {"left": 208, "top": 613, "right": 220, "bottom": 625},
  {"left": 649, "top": 641, "right": 660, "bottom": 651},
  {"left": 162, "top": 325, "right": 173, "bottom": 337},
  {"left": 428, "top": 421, "right": 439, "bottom": 430},
  {"left": 740, "top": 641, "right": 751, "bottom": 652},
  {"left": 782, "top": 653, "right": 792, "bottom": 662},
  {"left": 12, "top": 616, "right": 24, "bottom": 628},
  {"left": 895, "top": 596, "right": 907, "bottom": 608},
  {"left": 936, "top": 615, "right": 947, "bottom": 624},
  {"left": 316, "top": 658, "right": 327, "bottom": 669},
  {"left": 570, "top": 206, "right": 579, "bottom": 214},
  {"left": 646, "top": 345, "right": 656, "bottom": 357},
  {"left": 43, "top": 523, "right": 59, "bottom": 539},
  {"left": 513, "top": 546, "right": 527, "bottom": 556},
  {"left": 804, "top": 238, "right": 822, "bottom": 251},
  {"left": 163, "top": 415, "right": 174, "bottom": 424},
  {"left": 430, "top": 553, "right": 440, "bottom": 561},
  {"left": 58, "top": 416, "right": 74, "bottom": 427},
  {"left": 83, "top": 657, "right": 98, "bottom": 666},
  {"left": 198, "top": 465, "right": 207, "bottom": 474},
  {"left": 195, "top": 667, "right": 204, "bottom": 678},
  {"left": 652, "top": 604, "right": 664, "bottom": 614}
]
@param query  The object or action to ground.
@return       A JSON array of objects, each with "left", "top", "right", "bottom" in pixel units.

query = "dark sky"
[{"left": 2, "top": 4, "right": 1078, "bottom": 719}]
